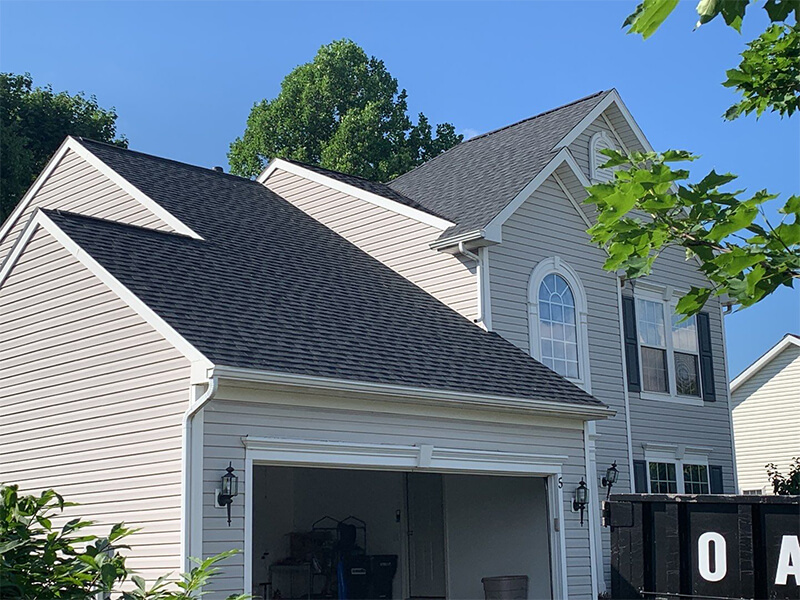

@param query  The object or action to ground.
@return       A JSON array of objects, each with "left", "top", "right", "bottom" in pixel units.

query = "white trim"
[
  {"left": 0, "top": 209, "right": 213, "bottom": 368},
  {"left": 242, "top": 436, "right": 569, "bottom": 600},
  {"left": 0, "top": 214, "right": 41, "bottom": 287},
  {"left": 0, "top": 137, "right": 203, "bottom": 246},
  {"left": 482, "top": 147, "right": 591, "bottom": 243},
  {"left": 211, "top": 365, "right": 614, "bottom": 420},
  {"left": 478, "top": 245, "right": 493, "bottom": 331},
  {"left": 552, "top": 171, "right": 593, "bottom": 230},
  {"left": 554, "top": 89, "right": 654, "bottom": 153},
  {"left": 730, "top": 334, "right": 800, "bottom": 392},
  {"left": 584, "top": 422, "right": 602, "bottom": 597},
  {"left": 589, "top": 130, "right": 616, "bottom": 183},
  {"left": 720, "top": 305, "right": 739, "bottom": 493},
  {"left": 527, "top": 257, "right": 592, "bottom": 393},
  {"left": 259, "top": 158, "right": 454, "bottom": 230},
  {"left": 243, "top": 456, "right": 254, "bottom": 597},
  {"left": 643, "top": 446, "right": 711, "bottom": 494},
  {"left": 615, "top": 278, "right": 637, "bottom": 490}
]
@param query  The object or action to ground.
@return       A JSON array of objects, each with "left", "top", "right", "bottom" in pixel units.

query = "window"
[
  {"left": 649, "top": 462, "right": 678, "bottom": 493},
  {"left": 528, "top": 258, "right": 591, "bottom": 390},
  {"left": 683, "top": 464, "right": 710, "bottom": 494},
  {"left": 589, "top": 131, "right": 616, "bottom": 182},
  {"left": 742, "top": 489, "right": 763, "bottom": 496},
  {"left": 538, "top": 274, "right": 579, "bottom": 379},
  {"left": 646, "top": 450, "right": 711, "bottom": 494},
  {"left": 635, "top": 294, "right": 702, "bottom": 398}
]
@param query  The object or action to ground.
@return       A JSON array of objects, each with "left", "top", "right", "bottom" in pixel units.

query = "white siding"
[
  {"left": 488, "top": 166, "right": 631, "bottom": 583},
  {"left": 264, "top": 169, "right": 478, "bottom": 322},
  {"left": 0, "top": 148, "right": 174, "bottom": 264},
  {"left": 732, "top": 344, "right": 800, "bottom": 493},
  {"left": 202, "top": 384, "right": 596, "bottom": 599},
  {"left": 0, "top": 226, "right": 192, "bottom": 582}
]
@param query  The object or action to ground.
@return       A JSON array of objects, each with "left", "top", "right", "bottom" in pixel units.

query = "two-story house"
[{"left": 0, "top": 89, "right": 734, "bottom": 599}]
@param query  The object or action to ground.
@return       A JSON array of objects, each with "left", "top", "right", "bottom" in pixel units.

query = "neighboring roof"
[
  {"left": 388, "top": 90, "right": 612, "bottom": 238},
  {"left": 42, "top": 141, "right": 605, "bottom": 411},
  {"left": 731, "top": 333, "right": 800, "bottom": 393}
]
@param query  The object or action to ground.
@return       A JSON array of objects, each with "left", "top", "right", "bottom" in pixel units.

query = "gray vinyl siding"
[
  {"left": 488, "top": 166, "right": 630, "bottom": 583},
  {"left": 264, "top": 169, "right": 478, "bottom": 322},
  {"left": 568, "top": 108, "right": 646, "bottom": 183},
  {"left": 732, "top": 344, "right": 800, "bottom": 493},
  {"left": 202, "top": 386, "right": 595, "bottom": 599},
  {"left": 0, "top": 226, "right": 192, "bottom": 581},
  {"left": 0, "top": 148, "right": 174, "bottom": 264},
  {"left": 627, "top": 248, "right": 736, "bottom": 493}
]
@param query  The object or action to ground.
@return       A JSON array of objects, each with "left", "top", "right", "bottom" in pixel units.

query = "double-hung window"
[{"left": 647, "top": 455, "right": 710, "bottom": 494}]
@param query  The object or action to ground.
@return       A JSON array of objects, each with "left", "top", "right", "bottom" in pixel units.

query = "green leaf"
[
  {"left": 676, "top": 287, "right": 712, "bottom": 316},
  {"left": 624, "top": 0, "right": 680, "bottom": 38}
]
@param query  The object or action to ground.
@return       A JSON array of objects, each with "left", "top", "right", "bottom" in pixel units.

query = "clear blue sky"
[{"left": 2, "top": 1, "right": 798, "bottom": 377}]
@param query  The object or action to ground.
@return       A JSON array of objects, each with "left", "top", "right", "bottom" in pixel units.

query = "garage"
[{"left": 250, "top": 465, "right": 554, "bottom": 600}]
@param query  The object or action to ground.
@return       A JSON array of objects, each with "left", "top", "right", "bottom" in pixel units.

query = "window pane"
[
  {"left": 538, "top": 274, "right": 579, "bottom": 379},
  {"left": 649, "top": 462, "right": 678, "bottom": 493},
  {"left": 674, "top": 352, "right": 701, "bottom": 396},
  {"left": 683, "top": 464, "right": 709, "bottom": 494},
  {"left": 672, "top": 313, "right": 698, "bottom": 353},
  {"left": 636, "top": 299, "right": 666, "bottom": 347},
  {"left": 642, "top": 346, "right": 668, "bottom": 392}
]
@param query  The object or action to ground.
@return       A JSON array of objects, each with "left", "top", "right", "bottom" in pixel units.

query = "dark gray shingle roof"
[
  {"left": 388, "top": 90, "right": 609, "bottom": 238},
  {"left": 49, "top": 140, "right": 603, "bottom": 409}
]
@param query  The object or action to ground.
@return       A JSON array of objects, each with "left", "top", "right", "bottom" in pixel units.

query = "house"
[
  {"left": 0, "top": 89, "right": 735, "bottom": 599},
  {"left": 731, "top": 334, "right": 800, "bottom": 494}
]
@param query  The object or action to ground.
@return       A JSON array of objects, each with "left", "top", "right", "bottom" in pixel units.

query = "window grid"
[
  {"left": 682, "top": 463, "right": 710, "bottom": 494},
  {"left": 637, "top": 298, "right": 669, "bottom": 392},
  {"left": 649, "top": 462, "right": 678, "bottom": 493},
  {"left": 538, "top": 273, "right": 579, "bottom": 379}
]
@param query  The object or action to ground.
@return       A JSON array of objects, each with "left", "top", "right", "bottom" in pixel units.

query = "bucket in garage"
[{"left": 481, "top": 575, "right": 529, "bottom": 600}]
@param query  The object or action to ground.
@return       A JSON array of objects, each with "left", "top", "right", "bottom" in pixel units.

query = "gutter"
[{"left": 180, "top": 375, "right": 218, "bottom": 570}]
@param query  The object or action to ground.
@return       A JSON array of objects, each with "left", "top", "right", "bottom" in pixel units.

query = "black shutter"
[
  {"left": 709, "top": 465, "right": 724, "bottom": 493},
  {"left": 622, "top": 295, "right": 641, "bottom": 393},
  {"left": 633, "top": 460, "right": 648, "bottom": 493},
  {"left": 697, "top": 312, "right": 716, "bottom": 402}
]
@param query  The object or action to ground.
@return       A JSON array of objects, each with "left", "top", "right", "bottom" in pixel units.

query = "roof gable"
[{"left": 731, "top": 334, "right": 800, "bottom": 393}]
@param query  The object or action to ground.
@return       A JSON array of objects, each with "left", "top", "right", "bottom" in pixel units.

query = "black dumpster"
[{"left": 607, "top": 493, "right": 800, "bottom": 600}]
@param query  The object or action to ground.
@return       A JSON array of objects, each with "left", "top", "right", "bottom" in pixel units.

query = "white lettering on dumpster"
[
  {"left": 698, "top": 532, "right": 727, "bottom": 582},
  {"left": 775, "top": 535, "right": 800, "bottom": 586}
]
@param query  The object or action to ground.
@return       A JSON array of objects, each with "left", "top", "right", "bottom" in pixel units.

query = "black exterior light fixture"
[
  {"left": 573, "top": 478, "right": 589, "bottom": 526},
  {"left": 601, "top": 461, "right": 619, "bottom": 499},
  {"left": 217, "top": 462, "right": 239, "bottom": 526}
]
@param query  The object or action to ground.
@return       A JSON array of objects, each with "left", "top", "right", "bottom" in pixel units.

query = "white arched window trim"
[
  {"left": 528, "top": 257, "right": 592, "bottom": 393},
  {"left": 589, "top": 130, "right": 616, "bottom": 183}
]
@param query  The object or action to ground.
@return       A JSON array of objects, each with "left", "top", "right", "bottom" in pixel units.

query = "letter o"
[{"left": 698, "top": 531, "right": 727, "bottom": 582}]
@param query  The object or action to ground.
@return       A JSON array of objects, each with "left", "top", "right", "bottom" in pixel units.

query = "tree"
[
  {"left": 228, "top": 39, "right": 462, "bottom": 181},
  {"left": 0, "top": 73, "right": 128, "bottom": 224},
  {"left": 585, "top": 1, "right": 799, "bottom": 315},
  {"left": 766, "top": 457, "right": 800, "bottom": 494},
  {"left": 0, "top": 484, "right": 248, "bottom": 599}
]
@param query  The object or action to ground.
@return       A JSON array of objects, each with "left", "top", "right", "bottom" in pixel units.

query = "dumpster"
[{"left": 607, "top": 493, "right": 800, "bottom": 599}]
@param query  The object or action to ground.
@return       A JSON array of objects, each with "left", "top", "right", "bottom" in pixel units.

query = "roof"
[
  {"left": 730, "top": 333, "right": 800, "bottom": 393},
  {"left": 44, "top": 139, "right": 605, "bottom": 410},
  {"left": 388, "top": 90, "right": 612, "bottom": 238}
]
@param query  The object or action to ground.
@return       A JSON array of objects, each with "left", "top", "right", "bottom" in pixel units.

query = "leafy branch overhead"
[{"left": 585, "top": 149, "right": 800, "bottom": 316}]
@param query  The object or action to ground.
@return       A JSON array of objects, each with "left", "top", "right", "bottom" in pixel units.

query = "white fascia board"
[
  {"left": 553, "top": 89, "right": 654, "bottom": 153},
  {"left": 482, "top": 148, "right": 591, "bottom": 242},
  {"left": 259, "top": 158, "right": 455, "bottom": 231},
  {"left": 0, "top": 137, "right": 203, "bottom": 246},
  {"left": 0, "top": 209, "right": 213, "bottom": 370},
  {"left": 730, "top": 334, "right": 800, "bottom": 393},
  {"left": 210, "top": 364, "right": 615, "bottom": 420}
]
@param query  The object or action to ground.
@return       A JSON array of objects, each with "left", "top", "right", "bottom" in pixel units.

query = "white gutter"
[{"left": 180, "top": 375, "right": 218, "bottom": 570}]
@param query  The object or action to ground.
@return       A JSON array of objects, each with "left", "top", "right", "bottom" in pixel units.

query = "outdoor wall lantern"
[
  {"left": 601, "top": 461, "right": 619, "bottom": 499},
  {"left": 573, "top": 478, "right": 589, "bottom": 526},
  {"left": 217, "top": 462, "right": 239, "bottom": 526}
]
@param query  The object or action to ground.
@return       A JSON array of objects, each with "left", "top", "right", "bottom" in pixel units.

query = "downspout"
[
  {"left": 181, "top": 375, "right": 219, "bottom": 570},
  {"left": 458, "top": 242, "right": 485, "bottom": 328}
]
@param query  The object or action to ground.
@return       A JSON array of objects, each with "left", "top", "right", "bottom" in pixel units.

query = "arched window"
[
  {"left": 589, "top": 131, "right": 616, "bottom": 183},
  {"left": 528, "top": 257, "right": 591, "bottom": 390},
  {"left": 538, "top": 274, "right": 579, "bottom": 379}
]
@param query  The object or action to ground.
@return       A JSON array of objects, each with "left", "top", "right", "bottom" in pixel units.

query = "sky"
[{"left": 1, "top": 0, "right": 798, "bottom": 377}]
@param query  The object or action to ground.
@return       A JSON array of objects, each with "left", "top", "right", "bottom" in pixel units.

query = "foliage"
[
  {"left": 766, "top": 457, "right": 800, "bottom": 494},
  {"left": 0, "top": 73, "right": 128, "bottom": 224},
  {"left": 0, "top": 484, "right": 131, "bottom": 598},
  {"left": 585, "top": 149, "right": 800, "bottom": 316},
  {"left": 0, "top": 484, "right": 248, "bottom": 599},
  {"left": 228, "top": 39, "right": 462, "bottom": 181}
]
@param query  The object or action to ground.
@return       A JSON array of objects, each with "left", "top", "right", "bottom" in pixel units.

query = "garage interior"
[{"left": 251, "top": 466, "right": 553, "bottom": 600}]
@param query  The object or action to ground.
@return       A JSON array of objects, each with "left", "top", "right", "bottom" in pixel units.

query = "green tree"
[
  {"left": 766, "top": 457, "right": 800, "bottom": 494},
  {"left": 0, "top": 73, "right": 128, "bottom": 224},
  {"left": 585, "top": 0, "right": 799, "bottom": 315},
  {"left": 228, "top": 39, "right": 462, "bottom": 181}
]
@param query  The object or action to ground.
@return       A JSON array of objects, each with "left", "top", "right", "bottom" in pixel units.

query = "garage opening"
[{"left": 250, "top": 466, "right": 553, "bottom": 600}]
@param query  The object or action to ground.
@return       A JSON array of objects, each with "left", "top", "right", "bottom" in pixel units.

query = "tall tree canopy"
[
  {"left": 586, "top": 0, "right": 799, "bottom": 316},
  {"left": 228, "top": 39, "right": 462, "bottom": 181},
  {"left": 0, "top": 73, "right": 128, "bottom": 223}
]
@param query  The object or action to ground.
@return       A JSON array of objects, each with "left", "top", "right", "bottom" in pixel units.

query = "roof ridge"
[
  {"left": 284, "top": 158, "right": 394, "bottom": 188},
  {"left": 74, "top": 137, "right": 258, "bottom": 185},
  {"left": 390, "top": 89, "right": 609, "bottom": 187}
]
